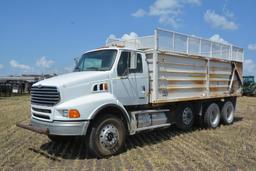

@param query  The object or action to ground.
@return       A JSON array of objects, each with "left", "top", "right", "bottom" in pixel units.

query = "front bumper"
[{"left": 17, "top": 118, "right": 90, "bottom": 136}]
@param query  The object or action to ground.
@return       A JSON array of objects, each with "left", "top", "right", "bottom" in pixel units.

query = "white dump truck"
[{"left": 17, "top": 28, "right": 244, "bottom": 157}]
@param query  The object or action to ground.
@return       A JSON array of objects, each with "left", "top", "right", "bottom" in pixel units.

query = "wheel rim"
[
  {"left": 226, "top": 104, "right": 234, "bottom": 122},
  {"left": 99, "top": 124, "right": 119, "bottom": 151},
  {"left": 210, "top": 107, "right": 219, "bottom": 126},
  {"left": 182, "top": 107, "right": 193, "bottom": 125}
]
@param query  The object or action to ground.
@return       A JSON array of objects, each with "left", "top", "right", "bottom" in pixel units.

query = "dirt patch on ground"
[{"left": 0, "top": 96, "right": 256, "bottom": 170}]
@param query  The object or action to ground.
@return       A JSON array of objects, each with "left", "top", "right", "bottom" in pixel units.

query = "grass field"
[{"left": 0, "top": 96, "right": 256, "bottom": 170}]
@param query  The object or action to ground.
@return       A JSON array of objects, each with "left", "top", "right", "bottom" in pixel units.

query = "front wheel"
[{"left": 88, "top": 115, "right": 126, "bottom": 158}]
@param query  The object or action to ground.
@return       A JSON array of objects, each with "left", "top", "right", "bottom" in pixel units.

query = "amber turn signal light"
[{"left": 68, "top": 109, "right": 80, "bottom": 118}]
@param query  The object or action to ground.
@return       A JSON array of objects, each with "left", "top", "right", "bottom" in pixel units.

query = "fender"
[
  {"left": 54, "top": 93, "right": 131, "bottom": 128},
  {"left": 90, "top": 103, "right": 131, "bottom": 130}
]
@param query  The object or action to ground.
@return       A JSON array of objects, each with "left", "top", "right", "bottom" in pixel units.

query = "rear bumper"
[{"left": 17, "top": 118, "right": 90, "bottom": 136}]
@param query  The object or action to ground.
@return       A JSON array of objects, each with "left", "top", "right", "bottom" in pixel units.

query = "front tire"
[
  {"left": 221, "top": 101, "right": 235, "bottom": 125},
  {"left": 204, "top": 103, "right": 220, "bottom": 129},
  {"left": 88, "top": 115, "right": 126, "bottom": 158}
]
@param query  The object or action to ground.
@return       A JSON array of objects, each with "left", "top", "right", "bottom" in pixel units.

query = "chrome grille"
[{"left": 31, "top": 86, "right": 60, "bottom": 106}]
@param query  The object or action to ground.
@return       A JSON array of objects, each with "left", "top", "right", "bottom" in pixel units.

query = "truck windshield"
[{"left": 74, "top": 50, "right": 117, "bottom": 71}]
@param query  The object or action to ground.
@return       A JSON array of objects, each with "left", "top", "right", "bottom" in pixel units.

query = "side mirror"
[
  {"left": 73, "top": 57, "right": 80, "bottom": 71},
  {"left": 74, "top": 57, "right": 79, "bottom": 66},
  {"left": 129, "top": 52, "right": 137, "bottom": 69}
]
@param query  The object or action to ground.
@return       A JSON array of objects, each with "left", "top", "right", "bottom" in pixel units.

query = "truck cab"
[{"left": 25, "top": 47, "right": 150, "bottom": 156}]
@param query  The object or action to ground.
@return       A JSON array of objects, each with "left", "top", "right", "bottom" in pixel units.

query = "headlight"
[
  {"left": 61, "top": 109, "right": 80, "bottom": 118},
  {"left": 62, "top": 110, "right": 69, "bottom": 117}
]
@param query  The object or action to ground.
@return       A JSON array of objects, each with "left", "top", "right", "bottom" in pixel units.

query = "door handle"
[
  {"left": 142, "top": 85, "right": 145, "bottom": 91},
  {"left": 120, "top": 76, "right": 128, "bottom": 79},
  {"left": 140, "top": 86, "right": 146, "bottom": 99}
]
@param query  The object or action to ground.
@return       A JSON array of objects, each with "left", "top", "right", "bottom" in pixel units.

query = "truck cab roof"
[{"left": 84, "top": 47, "right": 144, "bottom": 55}]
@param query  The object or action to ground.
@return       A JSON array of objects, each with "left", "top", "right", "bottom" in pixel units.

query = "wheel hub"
[
  {"left": 182, "top": 107, "right": 193, "bottom": 125},
  {"left": 226, "top": 104, "right": 234, "bottom": 121},
  {"left": 99, "top": 124, "right": 119, "bottom": 149},
  {"left": 210, "top": 108, "right": 219, "bottom": 125}
]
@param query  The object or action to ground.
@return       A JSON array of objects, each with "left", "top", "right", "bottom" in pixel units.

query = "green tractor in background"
[{"left": 243, "top": 76, "right": 256, "bottom": 96}]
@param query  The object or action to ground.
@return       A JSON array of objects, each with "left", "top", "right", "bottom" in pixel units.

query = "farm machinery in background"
[{"left": 243, "top": 76, "right": 256, "bottom": 96}]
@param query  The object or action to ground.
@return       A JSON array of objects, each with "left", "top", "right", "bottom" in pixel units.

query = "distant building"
[{"left": 0, "top": 74, "right": 57, "bottom": 96}]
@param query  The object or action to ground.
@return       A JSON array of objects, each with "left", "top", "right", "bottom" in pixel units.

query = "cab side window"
[
  {"left": 117, "top": 52, "right": 143, "bottom": 76},
  {"left": 136, "top": 54, "right": 143, "bottom": 73},
  {"left": 117, "top": 52, "right": 130, "bottom": 76},
  {"left": 130, "top": 53, "right": 143, "bottom": 73}
]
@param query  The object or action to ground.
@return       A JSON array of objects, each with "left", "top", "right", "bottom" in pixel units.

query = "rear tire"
[
  {"left": 176, "top": 104, "right": 195, "bottom": 130},
  {"left": 88, "top": 115, "right": 126, "bottom": 158},
  {"left": 204, "top": 103, "right": 220, "bottom": 129},
  {"left": 221, "top": 101, "right": 235, "bottom": 125}
]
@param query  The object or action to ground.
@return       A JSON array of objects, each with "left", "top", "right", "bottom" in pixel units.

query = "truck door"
[{"left": 112, "top": 51, "right": 148, "bottom": 106}]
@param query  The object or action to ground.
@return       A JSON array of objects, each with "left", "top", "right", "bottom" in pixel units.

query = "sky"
[{"left": 0, "top": 0, "right": 256, "bottom": 77}]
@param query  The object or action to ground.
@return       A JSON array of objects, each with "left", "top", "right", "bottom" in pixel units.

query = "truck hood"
[{"left": 33, "top": 71, "right": 109, "bottom": 88}]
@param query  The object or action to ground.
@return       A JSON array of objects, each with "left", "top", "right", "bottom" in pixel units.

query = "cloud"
[
  {"left": 148, "top": 0, "right": 181, "bottom": 16},
  {"left": 131, "top": 0, "right": 201, "bottom": 27},
  {"left": 64, "top": 64, "right": 75, "bottom": 73},
  {"left": 186, "top": 0, "right": 201, "bottom": 5},
  {"left": 204, "top": 10, "right": 238, "bottom": 30},
  {"left": 36, "top": 56, "right": 54, "bottom": 69},
  {"left": 223, "top": 8, "right": 234, "bottom": 19},
  {"left": 106, "top": 34, "right": 117, "bottom": 44},
  {"left": 132, "top": 9, "right": 146, "bottom": 17},
  {"left": 244, "top": 59, "right": 256, "bottom": 76},
  {"left": 64, "top": 67, "right": 73, "bottom": 73},
  {"left": 158, "top": 15, "right": 180, "bottom": 27},
  {"left": 107, "top": 32, "right": 139, "bottom": 43},
  {"left": 222, "top": 1, "right": 234, "bottom": 19},
  {"left": 209, "top": 34, "right": 229, "bottom": 44},
  {"left": 248, "top": 44, "right": 256, "bottom": 51},
  {"left": 121, "top": 32, "right": 138, "bottom": 41},
  {"left": 9, "top": 60, "right": 31, "bottom": 70},
  {"left": 107, "top": 34, "right": 117, "bottom": 40},
  {"left": 0, "top": 64, "right": 3, "bottom": 69}
]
